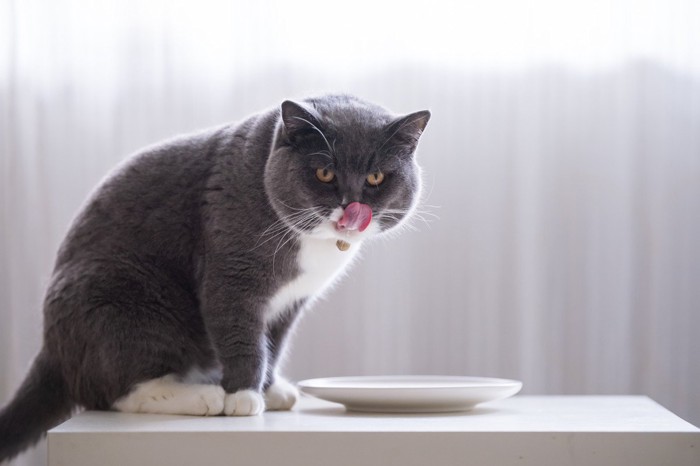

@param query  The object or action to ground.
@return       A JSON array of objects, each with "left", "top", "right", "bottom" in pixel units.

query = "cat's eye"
[
  {"left": 316, "top": 168, "right": 336, "bottom": 183},
  {"left": 366, "top": 172, "right": 385, "bottom": 186}
]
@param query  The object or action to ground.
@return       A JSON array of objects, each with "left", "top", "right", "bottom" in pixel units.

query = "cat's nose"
[
  {"left": 340, "top": 186, "right": 364, "bottom": 206},
  {"left": 340, "top": 195, "right": 363, "bottom": 209}
]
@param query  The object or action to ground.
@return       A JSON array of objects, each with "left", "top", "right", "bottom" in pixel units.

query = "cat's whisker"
[
  {"left": 253, "top": 210, "right": 317, "bottom": 250},
  {"left": 381, "top": 206, "right": 440, "bottom": 222},
  {"left": 256, "top": 205, "right": 323, "bottom": 240},
  {"left": 406, "top": 211, "right": 438, "bottom": 230},
  {"left": 306, "top": 151, "right": 334, "bottom": 161},
  {"left": 270, "top": 210, "right": 321, "bottom": 273},
  {"left": 376, "top": 202, "right": 439, "bottom": 233},
  {"left": 291, "top": 116, "right": 335, "bottom": 156},
  {"left": 418, "top": 204, "right": 442, "bottom": 212},
  {"left": 259, "top": 216, "right": 297, "bottom": 238},
  {"left": 378, "top": 214, "right": 419, "bottom": 232},
  {"left": 412, "top": 211, "right": 440, "bottom": 223},
  {"left": 264, "top": 206, "right": 326, "bottom": 259},
  {"left": 274, "top": 199, "right": 314, "bottom": 213},
  {"left": 270, "top": 212, "right": 317, "bottom": 272}
]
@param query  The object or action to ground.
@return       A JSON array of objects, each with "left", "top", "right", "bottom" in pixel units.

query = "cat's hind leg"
[{"left": 112, "top": 375, "right": 225, "bottom": 416}]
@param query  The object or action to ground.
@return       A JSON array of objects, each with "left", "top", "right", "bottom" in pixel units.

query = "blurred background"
[{"left": 1, "top": 0, "right": 699, "bottom": 464}]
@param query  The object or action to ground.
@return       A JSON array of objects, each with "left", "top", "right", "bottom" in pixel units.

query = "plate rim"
[{"left": 297, "top": 375, "right": 523, "bottom": 391}]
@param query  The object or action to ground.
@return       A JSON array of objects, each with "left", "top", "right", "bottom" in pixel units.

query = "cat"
[{"left": 0, "top": 94, "right": 430, "bottom": 461}]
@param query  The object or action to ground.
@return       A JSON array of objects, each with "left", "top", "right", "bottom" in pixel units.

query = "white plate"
[{"left": 297, "top": 375, "right": 522, "bottom": 413}]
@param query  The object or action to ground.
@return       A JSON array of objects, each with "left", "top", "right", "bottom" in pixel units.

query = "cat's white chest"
[{"left": 266, "top": 236, "right": 360, "bottom": 322}]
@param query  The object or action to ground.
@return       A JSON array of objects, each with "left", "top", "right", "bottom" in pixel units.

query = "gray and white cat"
[{"left": 0, "top": 94, "right": 430, "bottom": 460}]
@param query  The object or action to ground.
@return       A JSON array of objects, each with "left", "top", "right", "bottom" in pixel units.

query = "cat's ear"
[
  {"left": 383, "top": 110, "right": 431, "bottom": 154},
  {"left": 280, "top": 100, "right": 324, "bottom": 143}
]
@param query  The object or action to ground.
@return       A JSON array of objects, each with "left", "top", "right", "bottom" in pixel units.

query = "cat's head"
[{"left": 264, "top": 94, "right": 430, "bottom": 246}]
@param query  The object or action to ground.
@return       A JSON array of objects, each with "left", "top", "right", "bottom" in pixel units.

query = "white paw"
[
  {"left": 195, "top": 385, "right": 226, "bottom": 416},
  {"left": 264, "top": 378, "right": 298, "bottom": 411},
  {"left": 113, "top": 376, "right": 225, "bottom": 416},
  {"left": 224, "top": 389, "right": 265, "bottom": 416}
]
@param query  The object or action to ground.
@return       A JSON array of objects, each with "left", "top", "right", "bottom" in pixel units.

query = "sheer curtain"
[{"left": 2, "top": 1, "right": 699, "bottom": 465}]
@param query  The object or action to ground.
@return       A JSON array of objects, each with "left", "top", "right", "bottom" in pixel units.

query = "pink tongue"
[{"left": 337, "top": 202, "right": 372, "bottom": 232}]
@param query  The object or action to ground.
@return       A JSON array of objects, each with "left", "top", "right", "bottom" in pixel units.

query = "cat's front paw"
[
  {"left": 264, "top": 378, "right": 298, "bottom": 411},
  {"left": 224, "top": 389, "right": 265, "bottom": 416}
]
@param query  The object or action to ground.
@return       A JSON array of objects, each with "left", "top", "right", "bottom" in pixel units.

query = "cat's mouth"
[
  {"left": 307, "top": 203, "right": 378, "bottom": 243},
  {"left": 335, "top": 202, "right": 372, "bottom": 233}
]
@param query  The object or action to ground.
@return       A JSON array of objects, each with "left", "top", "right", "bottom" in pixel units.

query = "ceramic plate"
[{"left": 297, "top": 375, "right": 522, "bottom": 413}]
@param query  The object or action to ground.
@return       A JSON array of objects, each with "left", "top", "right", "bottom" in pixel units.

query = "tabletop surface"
[{"left": 50, "top": 395, "right": 699, "bottom": 434}]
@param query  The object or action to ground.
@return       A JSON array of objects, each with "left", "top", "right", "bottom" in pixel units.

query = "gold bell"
[{"left": 336, "top": 240, "right": 351, "bottom": 251}]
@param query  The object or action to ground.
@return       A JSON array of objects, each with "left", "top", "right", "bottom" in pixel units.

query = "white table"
[{"left": 48, "top": 395, "right": 700, "bottom": 466}]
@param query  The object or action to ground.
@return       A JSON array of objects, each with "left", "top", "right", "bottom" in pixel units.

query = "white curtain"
[{"left": 2, "top": 1, "right": 699, "bottom": 465}]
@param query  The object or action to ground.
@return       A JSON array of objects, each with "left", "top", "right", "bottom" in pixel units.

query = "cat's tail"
[{"left": 0, "top": 350, "right": 73, "bottom": 462}]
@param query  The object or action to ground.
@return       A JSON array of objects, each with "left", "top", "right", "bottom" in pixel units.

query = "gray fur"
[{"left": 0, "top": 94, "right": 430, "bottom": 461}]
